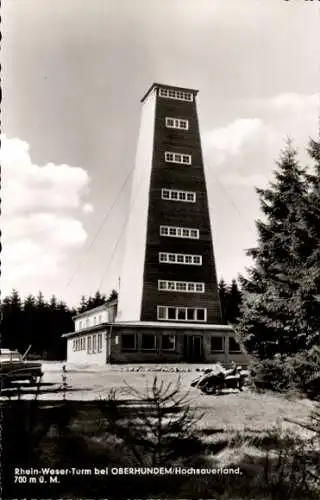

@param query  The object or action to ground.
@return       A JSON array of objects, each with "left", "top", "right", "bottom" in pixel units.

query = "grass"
[{"left": 2, "top": 370, "right": 319, "bottom": 499}]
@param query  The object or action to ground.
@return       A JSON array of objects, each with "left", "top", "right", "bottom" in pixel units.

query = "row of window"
[
  {"left": 76, "top": 314, "right": 103, "bottom": 331},
  {"left": 157, "top": 306, "right": 206, "bottom": 322},
  {"left": 161, "top": 188, "right": 196, "bottom": 203},
  {"left": 159, "top": 252, "right": 202, "bottom": 265},
  {"left": 165, "top": 117, "right": 189, "bottom": 130},
  {"left": 72, "top": 333, "right": 242, "bottom": 354},
  {"left": 72, "top": 333, "right": 103, "bottom": 354},
  {"left": 160, "top": 225, "right": 199, "bottom": 239},
  {"left": 165, "top": 151, "right": 192, "bottom": 165},
  {"left": 159, "top": 88, "right": 193, "bottom": 102},
  {"left": 122, "top": 333, "right": 175, "bottom": 351},
  {"left": 158, "top": 280, "right": 205, "bottom": 293},
  {"left": 121, "top": 333, "right": 241, "bottom": 353}
]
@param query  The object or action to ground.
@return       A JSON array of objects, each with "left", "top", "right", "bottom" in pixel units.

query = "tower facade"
[{"left": 117, "top": 83, "right": 223, "bottom": 325}]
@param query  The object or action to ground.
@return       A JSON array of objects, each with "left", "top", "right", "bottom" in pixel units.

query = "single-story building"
[{"left": 62, "top": 301, "right": 248, "bottom": 366}]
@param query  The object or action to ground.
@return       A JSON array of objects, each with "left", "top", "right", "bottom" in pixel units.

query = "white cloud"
[
  {"left": 264, "top": 93, "right": 318, "bottom": 112},
  {"left": 202, "top": 92, "right": 318, "bottom": 188},
  {"left": 1, "top": 135, "right": 93, "bottom": 291},
  {"left": 222, "top": 173, "right": 268, "bottom": 188},
  {"left": 82, "top": 203, "right": 94, "bottom": 214},
  {"left": 203, "top": 118, "right": 263, "bottom": 164}
]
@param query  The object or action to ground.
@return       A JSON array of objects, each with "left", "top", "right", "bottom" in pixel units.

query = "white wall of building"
[
  {"left": 116, "top": 88, "right": 157, "bottom": 322},
  {"left": 66, "top": 330, "right": 107, "bottom": 365},
  {"left": 74, "top": 309, "right": 108, "bottom": 332}
]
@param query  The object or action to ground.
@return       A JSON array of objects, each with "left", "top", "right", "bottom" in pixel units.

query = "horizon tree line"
[{"left": 0, "top": 280, "right": 241, "bottom": 360}]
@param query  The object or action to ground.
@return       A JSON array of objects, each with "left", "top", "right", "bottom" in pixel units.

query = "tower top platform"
[{"left": 141, "top": 82, "right": 199, "bottom": 103}]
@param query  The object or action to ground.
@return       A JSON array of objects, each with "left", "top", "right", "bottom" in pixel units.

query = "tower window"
[
  {"left": 157, "top": 306, "right": 207, "bottom": 322},
  {"left": 161, "top": 189, "right": 196, "bottom": 203},
  {"left": 160, "top": 225, "right": 199, "bottom": 239},
  {"left": 165, "top": 117, "right": 189, "bottom": 130},
  {"left": 158, "top": 252, "right": 202, "bottom": 266},
  {"left": 165, "top": 152, "right": 192, "bottom": 165},
  {"left": 159, "top": 88, "right": 193, "bottom": 102},
  {"left": 158, "top": 280, "right": 205, "bottom": 293}
]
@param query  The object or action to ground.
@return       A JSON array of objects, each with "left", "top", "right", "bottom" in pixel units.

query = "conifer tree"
[
  {"left": 225, "top": 279, "right": 242, "bottom": 324},
  {"left": 218, "top": 279, "right": 228, "bottom": 324},
  {"left": 237, "top": 140, "right": 314, "bottom": 359},
  {"left": 303, "top": 137, "right": 320, "bottom": 348}
]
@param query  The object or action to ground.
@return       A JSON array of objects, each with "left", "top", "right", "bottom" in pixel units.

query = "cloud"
[
  {"left": 82, "top": 203, "right": 94, "bottom": 214},
  {"left": 202, "top": 93, "right": 318, "bottom": 187},
  {"left": 222, "top": 173, "right": 268, "bottom": 188},
  {"left": 261, "top": 92, "right": 318, "bottom": 113},
  {"left": 202, "top": 118, "right": 263, "bottom": 164},
  {"left": 1, "top": 135, "right": 92, "bottom": 289}
]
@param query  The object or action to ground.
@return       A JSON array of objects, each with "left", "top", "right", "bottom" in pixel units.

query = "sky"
[{"left": 2, "top": 0, "right": 320, "bottom": 308}]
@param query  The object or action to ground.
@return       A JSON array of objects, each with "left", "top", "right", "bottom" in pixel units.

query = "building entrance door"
[{"left": 183, "top": 335, "right": 203, "bottom": 362}]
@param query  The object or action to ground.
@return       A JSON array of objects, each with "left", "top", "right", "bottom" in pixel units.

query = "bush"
[
  {"left": 249, "top": 346, "right": 320, "bottom": 399},
  {"left": 249, "top": 355, "right": 296, "bottom": 392}
]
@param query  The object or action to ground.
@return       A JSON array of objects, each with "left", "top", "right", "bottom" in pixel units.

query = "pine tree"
[
  {"left": 107, "top": 289, "right": 118, "bottom": 303},
  {"left": 225, "top": 279, "right": 242, "bottom": 324},
  {"left": 302, "top": 137, "right": 320, "bottom": 348},
  {"left": 4, "top": 290, "right": 24, "bottom": 351},
  {"left": 78, "top": 295, "right": 88, "bottom": 313},
  {"left": 237, "top": 140, "right": 314, "bottom": 359},
  {"left": 218, "top": 279, "right": 228, "bottom": 324}
]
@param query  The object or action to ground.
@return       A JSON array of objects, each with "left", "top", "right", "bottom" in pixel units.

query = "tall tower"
[{"left": 117, "top": 83, "right": 222, "bottom": 326}]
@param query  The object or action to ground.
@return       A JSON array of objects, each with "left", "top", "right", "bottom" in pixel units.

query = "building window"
[
  {"left": 79, "top": 321, "right": 82, "bottom": 329},
  {"left": 92, "top": 335, "right": 97, "bottom": 353},
  {"left": 165, "top": 117, "right": 189, "bottom": 130},
  {"left": 161, "top": 335, "right": 175, "bottom": 351},
  {"left": 93, "top": 316, "right": 96, "bottom": 325},
  {"left": 157, "top": 306, "right": 167, "bottom": 320},
  {"left": 98, "top": 314, "right": 102, "bottom": 323},
  {"left": 187, "top": 309, "right": 195, "bottom": 321},
  {"left": 161, "top": 188, "right": 196, "bottom": 203},
  {"left": 159, "top": 252, "right": 202, "bottom": 266},
  {"left": 141, "top": 334, "right": 156, "bottom": 350},
  {"left": 211, "top": 336, "right": 225, "bottom": 353},
  {"left": 121, "top": 334, "right": 136, "bottom": 351},
  {"left": 160, "top": 225, "right": 199, "bottom": 239},
  {"left": 196, "top": 309, "right": 206, "bottom": 321},
  {"left": 98, "top": 333, "right": 103, "bottom": 352},
  {"left": 159, "top": 88, "right": 193, "bottom": 102},
  {"left": 158, "top": 280, "right": 205, "bottom": 293},
  {"left": 86, "top": 318, "right": 89, "bottom": 328},
  {"left": 165, "top": 151, "right": 192, "bottom": 165},
  {"left": 157, "top": 306, "right": 207, "bottom": 322},
  {"left": 87, "top": 336, "right": 92, "bottom": 354},
  {"left": 229, "top": 337, "right": 242, "bottom": 353},
  {"left": 72, "top": 339, "right": 76, "bottom": 351}
]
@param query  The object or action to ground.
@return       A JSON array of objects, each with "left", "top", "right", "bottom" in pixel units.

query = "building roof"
[
  {"left": 72, "top": 299, "right": 117, "bottom": 320},
  {"left": 141, "top": 83, "right": 199, "bottom": 103},
  {"left": 62, "top": 322, "right": 109, "bottom": 338},
  {"left": 112, "top": 321, "right": 233, "bottom": 330},
  {"left": 62, "top": 321, "right": 234, "bottom": 339}
]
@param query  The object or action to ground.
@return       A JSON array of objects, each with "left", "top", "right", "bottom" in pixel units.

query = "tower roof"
[{"left": 141, "top": 82, "right": 199, "bottom": 103}]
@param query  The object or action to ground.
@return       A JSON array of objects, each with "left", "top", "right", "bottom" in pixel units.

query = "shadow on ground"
[{"left": 1, "top": 399, "right": 319, "bottom": 500}]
